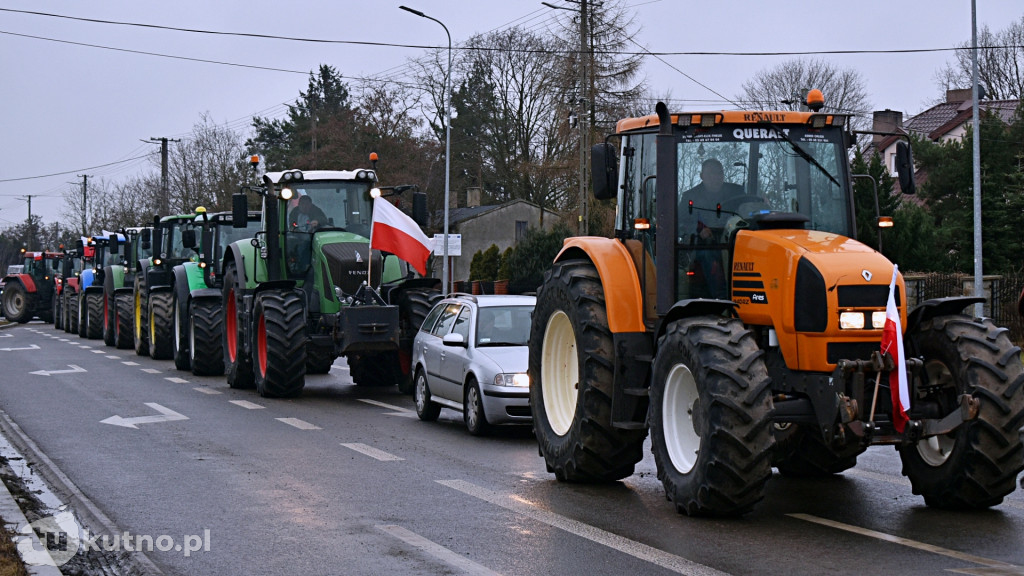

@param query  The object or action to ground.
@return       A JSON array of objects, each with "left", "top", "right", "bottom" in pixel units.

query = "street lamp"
[{"left": 400, "top": 5, "right": 452, "bottom": 295}]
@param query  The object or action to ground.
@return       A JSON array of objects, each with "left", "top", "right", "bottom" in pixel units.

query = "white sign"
[
  {"left": 101, "top": 403, "right": 188, "bottom": 429},
  {"left": 432, "top": 234, "right": 462, "bottom": 257}
]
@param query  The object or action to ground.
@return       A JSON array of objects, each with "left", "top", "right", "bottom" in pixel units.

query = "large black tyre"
[
  {"left": 133, "top": 275, "right": 149, "bottom": 356},
  {"left": 189, "top": 298, "right": 224, "bottom": 376},
  {"left": 102, "top": 293, "right": 116, "bottom": 346},
  {"left": 253, "top": 291, "right": 306, "bottom": 398},
  {"left": 77, "top": 294, "right": 88, "bottom": 338},
  {"left": 414, "top": 368, "right": 441, "bottom": 421},
  {"left": 397, "top": 288, "right": 442, "bottom": 394},
  {"left": 85, "top": 293, "right": 103, "bottom": 339},
  {"left": 898, "top": 314, "right": 1024, "bottom": 509},
  {"left": 464, "top": 378, "right": 490, "bottom": 436},
  {"left": 2, "top": 282, "right": 35, "bottom": 323},
  {"left": 348, "top": 351, "right": 401, "bottom": 387},
  {"left": 66, "top": 292, "right": 79, "bottom": 334},
  {"left": 148, "top": 292, "right": 174, "bottom": 359},
  {"left": 53, "top": 291, "right": 63, "bottom": 330},
  {"left": 172, "top": 293, "right": 191, "bottom": 371},
  {"left": 773, "top": 424, "right": 864, "bottom": 477},
  {"left": 305, "top": 346, "right": 335, "bottom": 374},
  {"left": 38, "top": 299, "right": 53, "bottom": 324},
  {"left": 529, "top": 258, "right": 648, "bottom": 482},
  {"left": 649, "top": 317, "right": 775, "bottom": 517},
  {"left": 113, "top": 293, "right": 133, "bottom": 349},
  {"left": 223, "top": 264, "right": 254, "bottom": 389}
]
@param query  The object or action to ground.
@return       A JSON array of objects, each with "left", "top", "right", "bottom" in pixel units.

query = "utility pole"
[
  {"left": 23, "top": 195, "right": 33, "bottom": 251},
  {"left": 147, "top": 137, "right": 179, "bottom": 216},
  {"left": 78, "top": 174, "right": 89, "bottom": 236},
  {"left": 578, "top": 0, "right": 589, "bottom": 235}
]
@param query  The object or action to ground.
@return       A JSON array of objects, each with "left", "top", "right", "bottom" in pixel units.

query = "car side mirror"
[{"left": 442, "top": 333, "right": 467, "bottom": 347}]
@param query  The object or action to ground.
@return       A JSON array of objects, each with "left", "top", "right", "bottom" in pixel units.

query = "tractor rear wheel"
[
  {"left": 67, "top": 293, "right": 79, "bottom": 334},
  {"left": 223, "top": 263, "right": 253, "bottom": 389},
  {"left": 85, "top": 293, "right": 103, "bottom": 339},
  {"left": 899, "top": 314, "right": 1024, "bottom": 509},
  {"left": 102, "top": 293, "right": 116, "bottom": 346},
  {"left": 133, "top": 275, "right": 149, "bottom": 356},
  {"left": 172, "top": 293, "right": 191, "bottom": 371},
  {"left": 397, "top": 287, "right": 442, "bottom": 394},
  {"left": 529, "top": 258, "right": 647, "bottom": 483},
  {"left": 189, "top": 299, "right": 223, "bottom": 376},
  {"left": 114, "top": 293, "right": 133, "bottom": 349},
  {"left": 148, "top": 292, "right": 173, "bottom": 359},
  {"left": 253, "top": 290, "right": 306, "bottom": 398},
  {"left": 53, "top": 292, "right": 63, "bottom": 330},
  {"left": 2, "top": 282, "right": 34, "bottom": 323}
]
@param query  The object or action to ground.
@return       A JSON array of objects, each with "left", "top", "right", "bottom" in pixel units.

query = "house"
[
  {"left": 430, "top": 192, "right": 561, "bottom": 284},
  {"left": 868, "top": 89, "right": 1020, "bottom": 191}
]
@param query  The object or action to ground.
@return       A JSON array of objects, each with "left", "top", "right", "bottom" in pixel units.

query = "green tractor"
[
  {"left": 102, "top": 228, "right": 150, "bottom": 349},
  {"left": 170, "top": 207, "right": 262, "bottom": 375},
  {"left": 134, "top": 213, "right": 198, "bottom": 359},
  {"left": 222, "top": 160, "right": 439, "bottom": 397}
]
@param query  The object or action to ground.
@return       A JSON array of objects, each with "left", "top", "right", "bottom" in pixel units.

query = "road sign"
[
  {"left": 100, "top": 403, "right": 188, "bottom": 429},
  {"left": 433, "top": 234, "right": 461, "bottom": 257}
]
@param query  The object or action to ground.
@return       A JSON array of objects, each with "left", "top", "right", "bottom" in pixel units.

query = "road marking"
[
  {"left": 100, "top": 403, "right": 189, "bottom": 429},
  {"left": 105, "top": 355, "right": 120, "bottom": 359},
  {"left": 164, "top": 377, "right": 189, "bottom": 384},
  {"left": 275, "top": 418, "right": 320, "bottom": 430},
  {"left": 843, "top": 469, "right": 1024, "bottom": 510},
  {"left": 57, "top": 339, "right": 68, "bottom": 342},
  {"left": 330, "top": 364, "right": 348, "bottom": 372},
  {"left": 438, "top": 479, "right": 731, "bottom": 576},
  {"left": 141, "top": 369, "right": 160, "bottom": 374},
  {"left": 0, "top": 333, "right": 11, "bottom": 338},
  {"left": 91, "top": 350, "right": 106, "bottom": 354},
  {"left": 1, "top": 344, "right": 40, "bottom": 351},
  {"left": 376, "top": 524, "right": 498, "bottom": 576},
  {"left": 229, "top": 400, "right": 264, "bottom": 410},
  {"left": 78, "top": 345, "right": 91, "bottom": 349},
  {"left": 30, "top": 365, "right": 86, "bottom": 376},
  {"left": 341, "top": 443, "right": 403, "bottom": 461},
  {"left": 788, "top": 513, "right": 1017, "bottom": 569},
  {"left": 193, "top": 387, "right": 222, "bottom": 395},
  {"left": 357, "top": 399, "right": 413, "bottom": 413},
  {"left": 121, "top": 361, "right": 139, "bottom": 366}
]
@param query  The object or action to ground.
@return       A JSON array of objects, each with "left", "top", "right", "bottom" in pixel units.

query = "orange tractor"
[{"left": 529, "top": 93, "right": 1024, "bottom": 516}]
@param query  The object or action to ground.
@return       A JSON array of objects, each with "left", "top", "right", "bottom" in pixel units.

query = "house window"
[{"left": 515, "top": 220, "right": 528, "bottom": 242}]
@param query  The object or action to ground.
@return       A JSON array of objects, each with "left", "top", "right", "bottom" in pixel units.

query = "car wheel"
[
  {"left": 464, "top": 378, "right": 490, "bottom": 436},
  {"left": 414, "top": 369, "right": 441, "bottom": 422}
]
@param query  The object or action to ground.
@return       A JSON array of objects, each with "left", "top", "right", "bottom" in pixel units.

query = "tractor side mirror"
[
  {"left": 896, "top": 141, "right": 916, "bottom": 195},
  {"left": 232, "top": 193, "right": 249, "bottom": 228},
  {"left": 141, "top": 228, "right": 151, "bottom": 250},
  {"left": 75, "top": 239, "right": 84, "bottom": 251},
  {"left": 591, "top": 142, "right": 618, "bottom": 200},
  {"left": 181, "top": 229, "right": 197, "bottom": 249},
  {"left": 412, "top": 191, "right": 428, "bottom": 227}
]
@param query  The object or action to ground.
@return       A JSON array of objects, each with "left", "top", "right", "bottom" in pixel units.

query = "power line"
[{"left": 0, "top": 153, "right": 155, "bottom": 183}]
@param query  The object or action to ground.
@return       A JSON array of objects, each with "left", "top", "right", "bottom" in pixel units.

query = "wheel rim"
[
  {"left": 173, "top": 298, "right": 181, "bottom": 352},
  {"left": 226, "top": 289, "right": 237, "bottom": 363},
  {"left": 104, "top": 296, "right": 109, "bottom": 331},
  {"left": 466, "top": 386, "right": 481, "bottom": 430},
  {"left": 663, "top": 363, "right": 701, "bottom": 474},
  {"left": 415, "top": 373, "right": 428, "bottom": 410},
  {"left": 915, "top": 359, "right": 957, "bottom": 466},
  {"left": 189, "top": 313, "right": 196, "bottom": 363},
  {"left": 257, "top": 313, "right": 267, "bottom": 377},
  {"left": 541, "top": 310, "right": 578, "bottom": 437},
  {"left": 134, "top": 291, "right": 142, "bottom": 340}
]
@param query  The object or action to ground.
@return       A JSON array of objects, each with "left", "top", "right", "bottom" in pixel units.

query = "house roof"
[
  {"left": 905, "top": 99, "right": 1019, "bottom": 140},
  {"left": 443, "top": 199, "right": 560, "bottom": 227}
]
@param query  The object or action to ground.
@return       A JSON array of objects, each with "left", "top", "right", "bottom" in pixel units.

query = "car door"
[
  {"left": 424, "top": 302, "right": 462, "bottom": 401},
  {"left": 438, "top": 305, "right": 473, "bottom": 403}
]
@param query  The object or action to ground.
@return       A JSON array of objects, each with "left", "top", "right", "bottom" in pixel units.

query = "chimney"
[
  {"left": 946, "top": 88, "right": 972, "bottom": 103},
  {"left": 871, "top": 109, "right": 903, "bottom": 143},
  {"left": 466, "top": 187, "right": 481, "bottom": 208}
]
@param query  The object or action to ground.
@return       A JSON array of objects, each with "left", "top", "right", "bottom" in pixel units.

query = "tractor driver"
[
  {"left": 289, "top": 194, "right": 328, "bottom": 232},
  {"left": 678, "top": 158, "right": 741, "bottom": 299}
]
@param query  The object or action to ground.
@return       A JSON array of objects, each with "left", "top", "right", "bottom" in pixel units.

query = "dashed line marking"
[
  {"left": 438, "top": 479, "right": 731, "bottom": 576},
  {"left": 357, "top": 399, "right": 413, "bottom": 413},
  {"left": 78, "top": 345, "right": 91, "bottom": 349},
  {"left": 275, "top": 418, "right": 320, "bottom": 430},
  {"left": 229, "top": 400, "right": 264, "bottom": 410},
  {"left": 141, "top": 368, "right": 160, "bottom": 374},
  {"left": 165, "top": 377, "right": 189, "bottom": 384},
  {"left": 105, "top": 355, "right": 120, "bottom": 359},
  {"left": 121, "top": 361, "right": 139, "bottom": 366},
  {"left": 341, "top": 443, "right": 403, "bottom": 461},
  {"left": 789, "top": 513, "right": 1016, "bottom": 570},
  {"left": 193, "top": 387, "right": 222, "bottom": 395},
  {"left": 58, "top": 339, "right": 69, "bottom": 342},
  {"left": 91, "top": 350, "right": 106, "bottom": 354},
  {"left": 376, "top": 524, "right": 498, "bottom": 576}
]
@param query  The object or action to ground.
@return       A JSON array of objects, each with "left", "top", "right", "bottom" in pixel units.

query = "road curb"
[{"left": 0, "top": 468, "right": 63, "bottom": 576}]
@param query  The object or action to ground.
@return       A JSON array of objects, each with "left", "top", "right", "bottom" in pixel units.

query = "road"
[{"left": 1, "top": 322, "right": 1023, "bottom": 576}]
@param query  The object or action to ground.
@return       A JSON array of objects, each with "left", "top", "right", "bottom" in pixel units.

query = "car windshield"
[{"left": 476, "top": 305, "right": 534, "bottom": 347}]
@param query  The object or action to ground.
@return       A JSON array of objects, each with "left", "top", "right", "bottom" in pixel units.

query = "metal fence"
[{"left": 904, "top": 272, "right": 1024, "bottom": 345}]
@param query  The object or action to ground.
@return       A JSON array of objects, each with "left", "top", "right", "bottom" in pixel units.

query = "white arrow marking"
[
  {"left": 100, "top": 403, "right": 188, "bottom": 429},
  {"left": 30, "top": 365, "right": 86, "bottom": 376},
  {"left": 1, "top": 344, "right": 40, "bottom": 352},
  {"left": 0, "top": 333, "right": 13, "bottom": 338}
]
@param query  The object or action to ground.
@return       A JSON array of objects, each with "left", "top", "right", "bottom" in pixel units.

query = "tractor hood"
[{"left": 314, "top": 231, "right": 382, "bottom": 295}]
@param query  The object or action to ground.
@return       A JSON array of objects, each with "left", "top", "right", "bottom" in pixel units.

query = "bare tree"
[
  {"left": 935, "top": 16, "right": 1024, "bottom": 101},
  {"left": 167, "top": 112, "right": 248, "bottom": 214},
  {"left": 737, "top": 58, "right": 873, "bottom": 130},
  {"left": 61, "top": 175, "right": 161, "bottom": 234}
]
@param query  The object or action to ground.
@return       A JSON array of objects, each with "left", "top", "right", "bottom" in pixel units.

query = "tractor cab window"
[
  {"left": 284, "top": 181, "right": 374, "bottom": 239},
  {"left": 163, "top": 221, "right": 194, "bottom": 261}
]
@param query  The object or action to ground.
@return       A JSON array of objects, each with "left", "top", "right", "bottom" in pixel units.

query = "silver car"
[{"left": 412, "top": 294, "right": 535, "bottom": 435}]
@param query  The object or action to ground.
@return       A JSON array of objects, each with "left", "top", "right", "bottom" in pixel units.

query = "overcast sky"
[{"left": 1, "top": 0, "right": 1020, "bottom": 228}]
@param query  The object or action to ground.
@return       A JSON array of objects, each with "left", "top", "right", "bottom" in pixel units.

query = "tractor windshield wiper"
[{"left": 766, "top": 122, "right": 841, "bottom": 189}]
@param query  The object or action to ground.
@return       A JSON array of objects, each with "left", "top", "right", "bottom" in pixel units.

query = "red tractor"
[{"left": 2, "top": 250, "right": 62, "bottom": 323}]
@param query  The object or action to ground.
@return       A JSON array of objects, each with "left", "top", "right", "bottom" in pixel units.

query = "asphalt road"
[{"left": 1, "top": 321, "right": 1023, "bottom": 576}]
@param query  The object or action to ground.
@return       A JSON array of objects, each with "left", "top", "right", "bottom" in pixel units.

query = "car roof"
[{"left": 443, "top": 294, "right": 536, "bottom": 307}]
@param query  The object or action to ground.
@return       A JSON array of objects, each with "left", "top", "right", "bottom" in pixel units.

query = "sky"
[{"left": 1, "top": 0, "right": 1021, "bottom": 229}]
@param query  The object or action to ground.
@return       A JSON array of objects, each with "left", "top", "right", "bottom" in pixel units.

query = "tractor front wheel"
[
  {"left": 529, "top": 258, "right": 647, "bottom": 483},
  {"left": 397, "top": 287, "right": 442, "bottom": 394},
  {"left": 898, "top": 314, "right": 1024, "bottom": 509},
  {"left": 85, "top": 293, "right": 103, "bottom": 339},
  {"left": 223, "top": 264, "right": 253, "bottom": 389},
  {"left": 253, "top": 290, "right": 306, "bottom": 398},
  {"left": 148, "top": 292, "right": 173, "bottom": 359},
  {"left": 189, "top": 299, "right": 224, "bottom": 376},
  {"left": 114, "top": 293, "right": 133, "bottom": 349},
  {"left": 133, "top": 276, "right": 149, "bottom": 356},
  {"left": 2, "top": 282, "right": 34, "bottom": 323},
  {"left": 172, "top": 293, "right": 191, "bottom": 371}
]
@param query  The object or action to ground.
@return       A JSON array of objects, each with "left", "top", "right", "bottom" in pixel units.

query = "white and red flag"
[
  {"left": 370, "top": 197, "right": 432, "bottom": 276},
  {"left": 881, "top": 264, "right": 910, "bottom": 432}
]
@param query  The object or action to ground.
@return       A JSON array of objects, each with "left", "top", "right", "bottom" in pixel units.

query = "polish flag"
[
  {"left": 370, "top": 197, "right": 432, "bottom": 276},
  {"left": 881, "top": 264, "right": 910, "bottom": 433}
]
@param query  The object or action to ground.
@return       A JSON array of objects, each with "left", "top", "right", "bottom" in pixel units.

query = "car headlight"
[{"left": 495, "top": 373, "right": 530, "bottom": 387}]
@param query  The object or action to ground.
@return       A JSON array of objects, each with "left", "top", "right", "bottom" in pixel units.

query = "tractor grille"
[
  {"left": 837, "top": 285, "right": 901, "bottom": 307},
  {"left": 321, "top": 243, "right": 382, "bottom": 295}
]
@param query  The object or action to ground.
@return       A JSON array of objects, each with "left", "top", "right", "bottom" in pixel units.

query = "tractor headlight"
[
  {"left": 871, "top": 311, "right": 887, "bottom": 329},
  {"left": 280, "top": 187, "right": 294, "bottom": 200},
  {"left": 839, "top": 311, "right": 865, "bottom": 330}
]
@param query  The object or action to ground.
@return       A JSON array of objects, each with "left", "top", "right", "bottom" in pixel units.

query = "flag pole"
[
  {"left": 367, "top": 198, "right": 375, "bottom": 287},
  {"left": 868, "top": 369, "right": 882, "bottom": 424}
]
